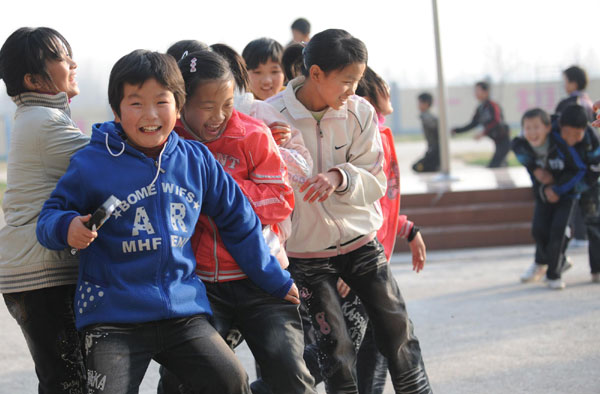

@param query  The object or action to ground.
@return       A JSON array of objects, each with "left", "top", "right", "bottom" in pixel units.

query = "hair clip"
[
  {"left": 180, "top": 50, "right": 189, "bottom": 61},
  {"left": 190, "top": 57, "right": 197, "bottom": 73}
]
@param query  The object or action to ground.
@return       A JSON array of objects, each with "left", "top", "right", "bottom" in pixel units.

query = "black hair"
[
  {"left": 166, "top": 40, "right": 209, "bottom": 62},
  {"left": 242, "top": 38, "right": 283, "bottom": 71},
  {"left": 418, "top": 92, "right": 433, "bottom": 106},
  {"left": 108, "top": 50, "right": 185, "bottom": 118},
  {"left": 301, "top": 29, "right": 367, "bottom": 77},
  {"left": 356, "top": 66, "right": 388, "bottom": 112},
  {"left": 282, "top": 43, "right": 304, "bottom": 81},
  {"left": 209, "top": 44, "right": 249, "bottom": 92},
  {"left": 475, "top": 81, "right": 490, "bottom": 91},
  {"left": 521, "top": 108, "right": 550, "bottom": 126},
  {"left": 178, "top": 49, "right": 236, "bottom": 101},
  {"left": 563, "top": 65, "right": 588, "bottom": 91},
  {"left": 0, "top": 27, "right": 72, "bottom": 97},
  {"left": 559, "top": 104, "right": 588, "bottom": 129},
  {"left": 291, "top": 18, "right": 311, "bottom": 35}
]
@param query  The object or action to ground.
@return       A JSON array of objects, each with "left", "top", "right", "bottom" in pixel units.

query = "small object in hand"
[{"left": 70, "top": 195, "right": 122, "bottom": 255}]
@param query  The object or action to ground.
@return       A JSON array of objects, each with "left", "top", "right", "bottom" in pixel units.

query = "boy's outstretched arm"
[{"left": 198, "top": 146, "right": 294, "bottom": 299}]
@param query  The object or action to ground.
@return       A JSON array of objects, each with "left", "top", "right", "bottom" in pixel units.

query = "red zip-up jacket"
[
  {"left": 376, "top": 123, "right": 413, "bottom": 261},
  {"left": 175, "top": 110, "right": 294, "bottom": 282}
]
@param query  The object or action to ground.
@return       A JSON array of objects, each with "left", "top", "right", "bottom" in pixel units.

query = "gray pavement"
[{"left": 0, "top": 244, "right": 598, "bottom": 393}]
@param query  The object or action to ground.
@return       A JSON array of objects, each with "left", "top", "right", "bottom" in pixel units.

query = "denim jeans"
[
  {"left": 84, "top": 314, "right": 249, "bottom": 394},
  {"left": 159, "top": 279, "right": 316, "bottom": 394},
  {"left": 579, "top": 186, "right": 600, "bottom": 274},
  {"left": 289, "top": 240, "right": 432, "bottom": 394},
  {"left": 2, "top": 285, "right": 86, "bottom": 394},
  {"left": 532, "top": 197, "right": 576, "bottom": 279}
]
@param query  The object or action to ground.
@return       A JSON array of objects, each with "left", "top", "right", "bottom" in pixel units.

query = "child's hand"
[
  {"left": 474, "top": 131, "right": 485, "bottom": 141},
  {"left": 284, "top": 283, "right": 301, "bottom": 304},
  {"left": 408, "top": 231, "right": 426, "bottom": 273},
  {"left": 592, "top": 100, "right": 600, "bottom": 128},
  {"left": 544, "top": 186, "right": 559, "bottom": 203},
  {"left": 300, "top": 170, "right": 342, "bottom": 203},
  {"left": 533, "top": 168, "right": 554, "bottom": 185},
  {"left": 268, "top": 121, "right": 292, "bottom": 146},
  {"left": 336, "top": 278, "right": 351, "bottom": 298},
  {"left": 67, "top": 214, "right": 98, "bottom": 250}
]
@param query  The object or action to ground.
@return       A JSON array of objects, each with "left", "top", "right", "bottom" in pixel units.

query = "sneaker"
[
  {"left": 521, "top": 263, "right": 547, "bottom": 283},
  {"left": 561, "top": 257, "right": 573, "bottom": 274},
  {"left": 592, "top": 273, "right": 600, "bottom": 283},
  {"left": 546, "top": 278, "right": 566, "bottom": 290}
]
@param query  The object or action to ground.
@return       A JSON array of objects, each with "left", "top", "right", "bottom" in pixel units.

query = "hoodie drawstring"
[
  {"left": 148, "top": 143, "right": 168, "bottom": 189},
  {"left": 105, "top": 132, "right": 125, "bottom": 157}
]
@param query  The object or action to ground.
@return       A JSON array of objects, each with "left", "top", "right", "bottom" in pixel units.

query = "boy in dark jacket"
[
  {"left": 412, "top": 92, "right": 440, "bottom": 172},
  {"left": 36, "top": 50, "right": 299, "bottom": 394},
  {"left": 512, "top": 108, "right": 586, "bottom": 289},
  {"left": 453, "top": 81, "right": 510, "bottom": 168}
]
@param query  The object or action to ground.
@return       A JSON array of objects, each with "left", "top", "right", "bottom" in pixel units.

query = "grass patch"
[{"left": 453, "top": 151, "right": 521, "bottom": 167}]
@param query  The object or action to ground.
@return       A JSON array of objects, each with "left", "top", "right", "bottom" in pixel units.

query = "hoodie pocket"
[{"left": 75, "top": 276, "right": 107, "bottom": 317}]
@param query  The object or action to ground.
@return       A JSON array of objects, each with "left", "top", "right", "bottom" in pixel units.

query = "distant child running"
[
  {"left": 36, "top": 50, "right": 298, "bottom": 394},
  {"left": 267, "top": 29, "right": 432, "bottom": 393},
  {"left": 452, "top": 81, "right": 511, "bottom": 168},
  {"left": 158, "top": 48, "right": 315, "bottom": 394},
  {"left": 0, "top": 27, "right": 89, "bottom": 393}
]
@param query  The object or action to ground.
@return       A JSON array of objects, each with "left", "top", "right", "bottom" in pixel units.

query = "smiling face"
[
  {"left": 248, "top": 59, "right": 285, "bottom": 101},
  {"left": 311, "top": 62, "right": 366, "bottom": 111},
  {"left": 114, "top": 78, "right": 178, "bottom": 149},
  {"left": 523, "top": 116, "right": 551, "bottom": 147},
  {"left": 560, "top": 125, "right": 585, "bottom": 146},
  {"left": 182, "top": 79, "right": 235, "bottom": 142}
]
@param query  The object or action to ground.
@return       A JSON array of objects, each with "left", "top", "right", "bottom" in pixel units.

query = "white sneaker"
[
  {"left": 592, "top": 273, "right": 600, "bottom": 283},
  {"left": 546, "top": 278, "right": 566, "bottom": 290},
  {"left": 521, "top": 263, "right": 547, "bottom": 283}
]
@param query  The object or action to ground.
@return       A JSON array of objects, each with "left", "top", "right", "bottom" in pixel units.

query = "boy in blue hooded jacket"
[{"left": 36, "top": 50, "right": 299, "bottom": 394}]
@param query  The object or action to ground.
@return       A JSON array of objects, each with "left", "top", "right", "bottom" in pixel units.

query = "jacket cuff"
[
  {"left": 272, "top": 278, "right": 294, "bottom": 299},
  {"left": 330, "top": 167, "right": 349, "bottom": 194},
  {"left": 58, "top": 213, "right": 79, "bottom": 248}
]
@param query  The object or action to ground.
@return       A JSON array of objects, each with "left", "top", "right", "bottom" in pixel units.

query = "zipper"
[
  {"left": 315, "top": 121, "right": 344, "bottom": 253},
  {"left": 152, "top": 159, "right": 171, "bottom": 316},
  {"left": 207, "top": 217, "right": 219, "bottom": 282}
]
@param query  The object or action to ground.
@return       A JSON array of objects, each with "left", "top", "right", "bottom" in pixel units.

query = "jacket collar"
[
  {"left": 12, "top": 91, "right": 71, "bottom": 115},
  {"left": 282, "top": 76, "right": 348, "bottom": 121},
  {"left": 90, "top": 121, "right": 179, "bottom": 159}
]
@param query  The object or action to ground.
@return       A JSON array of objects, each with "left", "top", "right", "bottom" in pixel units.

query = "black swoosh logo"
[{"left": 335, "top": 144, "right": 347, "bottom": 150}]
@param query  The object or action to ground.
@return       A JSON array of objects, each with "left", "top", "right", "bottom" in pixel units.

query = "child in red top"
[{"left": 158, "top": 48, "right": 315, "bottom": 394}]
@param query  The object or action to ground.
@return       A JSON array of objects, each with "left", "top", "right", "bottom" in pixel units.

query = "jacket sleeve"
[
  {"left": 396, "top": 215, "right": 415, "bottom": 239},
  {"left": 552, "top": 144, "right": 587, "bottom": 197},
  {"left": 236, "top": 130, "right": 294, "bottom": 225},
  {"left": 332, "top": 106, "right": 387, "bottom": 206},
  {"left": 36, "top": 159, "right": 88, "bottom": 250},
  {"left": 454, "top": 108, "right": 480, "bottom": 133},
  {"left": 199, "top": 149, "right": 292, "bottom": 298},
  {"left": 511, "top": 137, "right": 539, "bottom": 175}
]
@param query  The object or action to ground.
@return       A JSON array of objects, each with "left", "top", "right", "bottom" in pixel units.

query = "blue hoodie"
[{"left": 36, "top": 121, "right": 292, "bottom": 330}]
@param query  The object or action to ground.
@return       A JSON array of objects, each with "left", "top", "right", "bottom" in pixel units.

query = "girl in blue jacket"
[{"left": 36, "top": 50, "right": 297, "bottom": 394}]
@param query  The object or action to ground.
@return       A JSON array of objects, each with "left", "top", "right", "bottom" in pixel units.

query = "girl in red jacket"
[{"left": 158, "top": 48, "right": 316, "bottom": 394}]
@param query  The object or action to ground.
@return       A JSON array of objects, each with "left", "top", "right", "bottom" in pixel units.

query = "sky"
[{"left": 0, "top": 0, "right": 597, "bottom": 94}]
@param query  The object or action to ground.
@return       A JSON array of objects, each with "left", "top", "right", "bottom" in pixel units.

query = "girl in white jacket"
[{"left": 266, "top": 29, "right": 432, "bottom": 394}]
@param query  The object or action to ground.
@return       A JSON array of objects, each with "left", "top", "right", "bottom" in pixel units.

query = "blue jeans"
[
  {"left": 159, "top": 279, "right": 316, "bottom": 394},
  {"left": 84, "top": 315, "right": 250, "bottom": 394},
  {"left": 3, "top": 285, "right": 86, "bottom": 394},
  {"left": 289, "top": 240, "right": 432, "bottom": 394}
]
